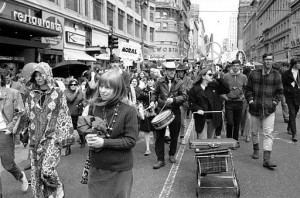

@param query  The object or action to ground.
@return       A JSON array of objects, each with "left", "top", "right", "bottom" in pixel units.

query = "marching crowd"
[{"left": 0, "top": 52, "right": 300, "bottom": 198}]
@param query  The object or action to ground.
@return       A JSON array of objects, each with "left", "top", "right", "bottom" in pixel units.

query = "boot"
[
  {"left": 79, "top": 134, "right": 85, "bottom": 148},
  {"left": 263, "top": 151, "right": 277, "bottom": 169},
  {"left": 65, "top": 145, "right": 71, "bottom": 156},
  {"left": 252, "top": 143, "right": 259, "bottom": 159}
]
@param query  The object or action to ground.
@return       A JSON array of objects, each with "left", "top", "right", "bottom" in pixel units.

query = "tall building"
[
  {"left": 223, "top": 38, "right": 229, "bottom": 52},
  {"left": 237, "top": 0, "right": 253, "bottom": 50},
  {"left": 228, "top": 13, "right": 238, "bottom": 51},
  {"left": 189, "top": 3, "right": 200, "bottom": 60},
  {"left": 0, "top": 0, "right": 156, "bottom": 69},
  {"left": 150, "top": 0, "right": 191, "bottom": 61}
]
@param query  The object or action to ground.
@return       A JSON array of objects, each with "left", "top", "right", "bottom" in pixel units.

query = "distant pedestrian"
[
  {"left": 282, "top": 58, "right": 300, "bottom": 142},
  {"left": 245, "top": 53, "right": 283, "bottom": 169}
]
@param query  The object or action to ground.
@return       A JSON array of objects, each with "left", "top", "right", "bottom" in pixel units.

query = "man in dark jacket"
[
  {"left": 282, "top": 58, "right": 300, "bottom": 142},
  {"left": 149, "top": 62, "right": 188, "bottom": 169},
  {"left": 245, "top": 53, "right": 283, "bottom": 170}
]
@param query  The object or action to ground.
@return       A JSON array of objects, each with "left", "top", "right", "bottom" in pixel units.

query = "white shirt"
[
  {"left": 0, "top": 111, "right": 7, "bottom": 130},
  {"left": 292, "top": 68, "right": 299, "bottom": 81}
]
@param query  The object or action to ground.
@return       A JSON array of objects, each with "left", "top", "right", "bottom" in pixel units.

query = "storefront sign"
[
  {"left": 66, "top": 31, "right": 85, "bottom": 45},
  {"left": 0, "top": 56, "right": 24, "bottom": 61},
  {"left": 13, "top": 11, "right": 62, "bottom": 32}
]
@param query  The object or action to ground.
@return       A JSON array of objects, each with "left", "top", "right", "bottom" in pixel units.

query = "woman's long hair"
[{"left": 90, "top": 70, "right": 126, "bottom": 107}]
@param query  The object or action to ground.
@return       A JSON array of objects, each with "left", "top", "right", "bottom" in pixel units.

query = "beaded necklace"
[{"left": 102, "top": 102, "right": 120, "bottom": 137}]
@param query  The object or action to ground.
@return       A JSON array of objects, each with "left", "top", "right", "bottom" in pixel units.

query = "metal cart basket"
[{"left": 189, "top": 138, "right": 240, "bottom": 197}]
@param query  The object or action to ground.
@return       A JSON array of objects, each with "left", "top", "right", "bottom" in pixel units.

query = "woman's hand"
[
  {"left": 197, "top": 110, "right": 204, "bottom": 115},
  {"left": 86, "top": 134, "right": 104, "bottom": 148}
]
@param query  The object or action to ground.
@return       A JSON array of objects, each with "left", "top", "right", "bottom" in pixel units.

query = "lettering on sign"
[
  {"left": 122, "top": 47, "right": 137, "bottom": 54},
  {"left": 66, "top": 31, "right": 85, "bottom": 45},
  {"left": 13, "top": 11, "right": 62, "bottom": 32}
]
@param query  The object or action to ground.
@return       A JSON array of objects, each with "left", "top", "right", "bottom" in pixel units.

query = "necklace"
[{"left": 102, "top": 103, "right": 120, "bottom": 136}]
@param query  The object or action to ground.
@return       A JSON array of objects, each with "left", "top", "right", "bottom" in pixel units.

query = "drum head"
[{"left": 151, "top": 110, "right": 171, "bottom": 123}]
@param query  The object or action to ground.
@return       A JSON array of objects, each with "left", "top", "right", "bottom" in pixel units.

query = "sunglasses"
[
  {"left": 206, "top": 73, "right": 213, "bottom": 76},
  {"left": 70, "top": 84, "right": 77, "bottom": 86}
]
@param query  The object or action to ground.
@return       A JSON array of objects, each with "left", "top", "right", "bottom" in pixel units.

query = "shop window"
[
  {"left": 118, "top": 9, "right": 125, "bottom": 31},
  {"left": 156, "top": 11, "right": 160, "bottom": 18},
  {"left": 163, "top": 22, "right": 168, "bottom": 30},
  {"left": 155, "top": 22, "right": 161, "bottom": 30},
  {"left": 135, "top": 1, "right": 140, "bottom": 14},
  {"left": 163, "top": 12, "right": 167, "bottom": 18},
  {"left": 107, "top": 2, "right": 115, "bottom": 26},
  {"left": 48, "top": 0, "right": 58, "bottom": 4},
  {"left": 127, "top": 15, "right": 133, "bottom": 35},
  {"left": 93, "top": 0, "right": 104, "bottom": 22},
  {"left": 135, "top": 20, "right": 140, "bottom": 38},
  {"left": 66, "top": 0, "right": 80, "bottom": 13}
]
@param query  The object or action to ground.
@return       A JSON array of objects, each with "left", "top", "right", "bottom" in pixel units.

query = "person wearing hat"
[
  {"left": 176, "top": 63, "right": 193, "bottom": 145},
  {"left": 189, "top": 66, "right": 229, "bottom": 139},
  {"left": 149, "top": 62, "right": 188, "bottom": 169}
]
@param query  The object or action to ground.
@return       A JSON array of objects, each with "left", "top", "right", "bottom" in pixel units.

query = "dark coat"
[
  {"left": 188, "top": 78, "right": 229, "bottom": 133},
  {"left": 282, "top": 69, "right": 300, "bottom": 105}
]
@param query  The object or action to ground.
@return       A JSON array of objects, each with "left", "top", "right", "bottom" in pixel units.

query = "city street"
[{"left": 1, "top": 105, "right": 300, "bottom": 198}]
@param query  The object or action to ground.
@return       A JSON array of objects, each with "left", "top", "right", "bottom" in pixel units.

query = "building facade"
[
  {"left": 0, "top": 0, "right": 156, "bottom": 69},
  {"left": 237, "top": 0, "right": 252, "bottom": 51},
  {"left": 150, "top": 0, "right": 191, "bottom": 61},
  {"left": 228, "top": 13, "right": 238, "bottom": 51},
  {"left": 290, "top": 0, "right": 300, "bottom": 57}
]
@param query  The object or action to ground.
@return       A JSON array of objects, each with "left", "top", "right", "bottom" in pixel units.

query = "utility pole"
[{"left": 139, "top": 0, "right": 148, "bottom": 71}]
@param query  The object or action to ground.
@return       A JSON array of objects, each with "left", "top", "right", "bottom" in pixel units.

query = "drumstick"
[{"left": 193, "top": 111, "right": 223, "bottom": 113}]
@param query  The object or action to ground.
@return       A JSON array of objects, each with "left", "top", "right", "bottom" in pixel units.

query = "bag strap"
[{"left": 88, "top": 104, "right": 96, "bottom": 116}]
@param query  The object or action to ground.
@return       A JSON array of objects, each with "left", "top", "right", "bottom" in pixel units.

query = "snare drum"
[{"left": 151, "top": 110, "right": 175, "bottom": 130}]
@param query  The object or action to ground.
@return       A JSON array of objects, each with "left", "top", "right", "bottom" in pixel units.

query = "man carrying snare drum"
[{"left": 149, "top": 62, "right": 188, "bottom": 169}]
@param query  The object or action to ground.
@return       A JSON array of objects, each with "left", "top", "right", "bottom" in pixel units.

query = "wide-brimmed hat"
[
  {"left": 176, "top": 63, "right": 189, "bottom": 71},
  {"left": 164, "top": 62, "right": 176, "bottom": 69}
]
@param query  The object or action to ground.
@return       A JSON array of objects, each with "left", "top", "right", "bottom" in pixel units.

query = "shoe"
[
  {"left": 65, "top": 146, "right": 71, "bottom": 156},
  {"left": 252, "top": 144, "right": 259, "bottom": 159},
  {"left": 292, "top": 134, "right": 298, "bottom": 142},
  {"left": 284, "top": 118, "right": 289, "bottom": 123},
  {"left": 20, "top": 171, "right": 29, "bottom": 192},
  {"left": 263, "top": 151, "right": 277, "bottom": 169},
  {"left": 23, "top": 143, "right": 28, "bottom": 148},
  {"left": 164, "top": 136, "right": 171, "bottom": 144},
  {"left": 287, "top": 126, "right": 292, "bottom": 135},
  {"left": 56, "top": 182, "right": 64, "bottom": 198},
  {"left": 245, "top": 136, "right": 250, "bottom": 142},
  {"left": 180, "top": 138, "right": 187, "bottom": 145},
  {"left": 169, "top": 156, "right": 176, "bottom": 163},
  {"left": 153, "top": 161, "right": 165, "bottom": 169},
  {"left": 24, "top": 163, "right": 31, "bottom": 171},
  {"left": 80, "top": 143, "right": 85, "bottom": 149},
  {"left": 241, "top": 130, "right": 244, "bottom": 137},
  {"left": 144, "top": 150, "right": 151, "bottom": 156}
]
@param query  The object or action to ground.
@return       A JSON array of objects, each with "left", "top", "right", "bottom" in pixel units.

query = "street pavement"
[{"left": 1, "top": 104, "right": 300, "bottom": 198}]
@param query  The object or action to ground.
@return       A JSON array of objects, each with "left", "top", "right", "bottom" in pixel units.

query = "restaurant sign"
[{"left": 13, "top": 10, "right": 62, "bottom": 33}]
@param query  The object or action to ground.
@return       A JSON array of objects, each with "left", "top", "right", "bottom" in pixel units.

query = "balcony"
[{"left": 156, "top": 1, "right": 179, "bottom": 9}]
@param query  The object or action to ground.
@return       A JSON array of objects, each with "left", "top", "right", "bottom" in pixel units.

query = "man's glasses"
[
  {"left": 70, "top": 84, "right": 77, "bottom": 86},
  {"left": 206, "top": 73, "right": 213, "bottom": 77}
]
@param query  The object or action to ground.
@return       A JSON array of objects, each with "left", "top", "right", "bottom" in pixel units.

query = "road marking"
[{"left": 159, "top": 119, "right": 194, "bottom": 198}]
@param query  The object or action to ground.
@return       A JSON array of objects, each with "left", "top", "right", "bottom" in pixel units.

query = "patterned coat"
[
  {"left": 245, "top": 68, "right": 283, "bottom": 118},
  {"left": 25, "top": 62, "right": 74, "bottom": 198}
]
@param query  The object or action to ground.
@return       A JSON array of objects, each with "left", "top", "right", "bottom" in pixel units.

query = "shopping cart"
[{"left": 189, "top": 112, "right": 240, "bottom": 197}]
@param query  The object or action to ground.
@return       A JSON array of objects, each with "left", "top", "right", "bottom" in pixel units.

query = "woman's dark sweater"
[{"left": 90, "top": 102, "right": 138, "bottom": 171}]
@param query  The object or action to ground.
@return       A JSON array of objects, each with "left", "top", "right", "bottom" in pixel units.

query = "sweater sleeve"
[{"left": 103, "top": 107, "right": 138, "bottom": 150}]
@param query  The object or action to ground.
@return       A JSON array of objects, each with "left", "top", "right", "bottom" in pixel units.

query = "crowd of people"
[{"left": 0, "top": 52, "right": 300, "bottom": 198}]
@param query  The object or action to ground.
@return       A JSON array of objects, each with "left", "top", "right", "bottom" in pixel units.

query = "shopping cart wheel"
[
  {"left": 233, "top": 170, "right": 240, "bottom": 197},
  {"left": 196, "top": 186, "right": 200, "bottom": 197},
  {"left": 196, "top": 161, "right": 201, "bottom": 197}
]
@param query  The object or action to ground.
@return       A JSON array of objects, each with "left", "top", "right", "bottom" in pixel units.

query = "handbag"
[{"left": 81, "top": 151, "right": 90, "bottom": 184}]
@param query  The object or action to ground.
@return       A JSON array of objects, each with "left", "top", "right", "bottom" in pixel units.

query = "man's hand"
[
  {"left": 249, "top": 100, "right": 254, "bottom": 104},
  {"left": 197, "top": 110, "right": 205, "bottom": 115},
  {"left": 165, "top": 98, "right": 173, "bottom": 105},
  {"left": 4, "top": 129, "right": 11, "bottom": 135},
  {"left": 149, "top": 101, "right": 155, "bottom": 109}
]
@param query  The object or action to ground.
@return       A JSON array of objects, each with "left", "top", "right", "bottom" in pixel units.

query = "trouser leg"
[
  {"left": 281, "top": 96, "right": 289, "bottom": 121},
  {"left": 262, "top": 113, "right": 275, "bottom": 151},
  {"left": 233, "top": 101, "right": 243, "bottom": 141},
  {"left": 286, "top": 99, "right": 299, "bottom": 136},
  {"left": 206, "top": 119, "right": 216, "bottom": 139},
  {"left": 169, "top": 108, "right": 181, "bottom": 156},
  {"left": 179, "top": 106, "right": 187, "bottom": 138},
  {"left": 250, "top": 115, "right": 261, "bottom": 145},
  {"left": 225, "top": 101, "right": 234, "bottom": 138},
  {"left": 155, "top": 128, "right": 166, "bottom": 161}
]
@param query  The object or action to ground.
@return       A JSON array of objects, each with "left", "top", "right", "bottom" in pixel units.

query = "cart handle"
[{"left": 208, "top": 143, "right": 220, "bottom": 148}]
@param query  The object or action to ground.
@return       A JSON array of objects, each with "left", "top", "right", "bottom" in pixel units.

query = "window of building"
[
  {"left": 162, "top": 22, "right": 168, "bottom": 30},
  {"left": 155, "top": 22, "right": 161, "bottom": 30},
  {"left": 163, "top": 12, "right": 167, "bottom": 18},
  {"left": 93, "top": 0, "right": 104, "bottom": 22},
  {"left": 127, "top": 0, "right": 132, "bottom": 8},
  {"left": 66, "top": 0, "right": 80, "bottom": 12},
  {"left": 107, "top": 2, "right": 115, "bottom": 26},
  {"left": 150, "top": 27, "right": 154, "bottom": 42},
  {"left": 135, "top": 20, "right": 140, "bottom": 38},
  {"left": 156, "top": 11, "right": 160, "bottom": 18},
  {"left": 118, "top": 9, "right": 125, "bottom": 31},
  {"left": 127, "top": 14, "right": 133, "bottom": 35},
  {"left": 143, "top": 25, "right": 147, "bottom": 41},
  {"left": 135, "top": 1, "right": 140, "bottom": 14},
  {"left": 150, "top": 7, "right": 154, "bottom": 22},
  {"left": 85, "top": 0, "right": 89, "bottom": 16},
  {"left": 48, "top": 0, "right": 58, "bottom": 4}
]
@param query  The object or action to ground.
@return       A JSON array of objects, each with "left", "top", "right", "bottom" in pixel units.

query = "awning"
[
  {"left": 64, "top": 49, "right": 96, "bottom": 62},
  {"left": 0, "top": 36, "right": 49, "bottom": 48}
]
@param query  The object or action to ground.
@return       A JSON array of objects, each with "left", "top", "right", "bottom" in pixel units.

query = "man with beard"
[
  {"left": 245, "top": 53, "right": 283, "bottom": 169},
  {"left": 149, "top": 62, "right": 187, "bottom": 169}
]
